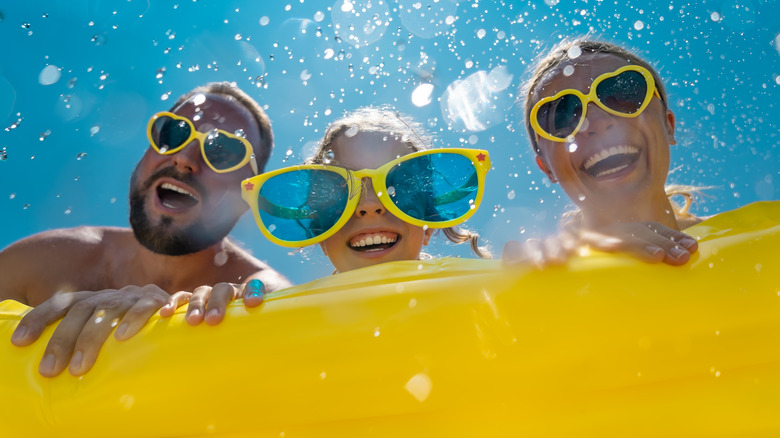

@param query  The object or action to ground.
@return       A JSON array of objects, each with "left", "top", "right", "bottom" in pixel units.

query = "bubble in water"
[
  {"left": 259, "top": 16, "right": 270, "bottom": 26},
  {"left": 76, "top": 152, "right": 87, "bottom": 160},
  {"left": 710, "top": 11, "right": 721, "bottom": 21},
  {"left": 323, "top": 48, "right": 335, "bottom": 60},
  {"left": 300, "top": 69, "right": 312, "bottom": 81},
  {"left": 39, "top": 65, "right": 61, "bottom": 85},
  {"left": 563, "top": 65, "right": 575, "bottom": 76},
  {"left": 507, "top": 190, "right": 516, "bottom": 200},
  {"left": 567, "top": 46, "right": 582, "bottom": 59},
  {"left": 476, "top": 29, "right": 486, "bottom": 39},
  {"left": 314, "top": 11, "right": 325, "bottom": 22},
  {"left": 633, "top": 20, "right": 644, "bottom": 30}
]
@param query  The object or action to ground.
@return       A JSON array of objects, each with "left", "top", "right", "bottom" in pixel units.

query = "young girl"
[
  {"left": 166, "top": 106, "right": 491, "bottom": 322},
  {"left": 504, "top": 38, "right": 702, "bottom": 266}
]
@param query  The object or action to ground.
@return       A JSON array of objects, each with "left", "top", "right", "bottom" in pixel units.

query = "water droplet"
[
  {"left": 387, "top": 186, "right": 396, "bottom": 196},
  {"left": 319, "top": 371, "right": 327, "bottom": 379},
  {"left": 476, "top": 28, "right": 486, "bottom": 39},
  {"left": 345, "top": 127, "right": 358, "bottom": 137},
  {"left": 259, "top": 16, "right": 270, "bottom": 26},
  {"left": 90, "top": 126, "right": 100, "bottom": 136},
  {"left": 119, "top": 394, "right": 135, "bottom": 410},
  {"left": 567, "top": 143, "right": 578, "bottom": 153},
  {"left": 39, "top": 65, "right": 61, "bottom": 85},
  {"left": 323, "top": 48, "right": 335, "bottom": 60},
  {"left": 300, "top": 69, "right": 312, "bottom": 81},
  {"left": 254, "top": 75, "right": 265, "bottom": 88},
  {"left": 110, "top": 197, "right": 116, "bottom": 204},
  {"left": 567, "top": 46, "right": 582, "bottom": 59},
  {"left": 21, "top": 23, "right": 31, "bottom": 29},
  {"left": 155, "top": 67, "right": 166, "bottom": 79},
  {"left": 563, "top": 65, "right": 575, "bottom": 77},
  {"left": 268, "top": 224, "right": 277, "bottom": 232},
  {"left": 633, "top": 20, "right": 644, "bottom": 31},
  {"left": 76, "top": 152, "right": 87, "bottom": 160},
  {"left": 64, "top": 207, "right": 72, "bottom": 215},
  {"left": 323, "top": 149, "right": 335, "bottom": 164},
  {"left": 234, "top": 33, "right": 242, "bottom": 40},
  {"left": 373, "top": 328, "right": 381, "bottom": 337},
  {"left": 313, "top": 11, "right": 325, "bottom": 22},
  {"left": 0, "top": 147, "right": 6, "bottom": 161},
  {"left": 710, "top": 11, "right": 721, "bottom": 21},
  {"left": 404, "top": 373, "right": 433, "bottom": 402},
  {"left": 578, "top": 194, "right": 586, "bottom": 201},
  {"left": 507, "top": 190, "right": 515, "bottom": 200},
  {"left": 39, "top": 130, "right": 51, "bottom": 141},
  {"left": 91, "top": 34, "right": 106, "bottom": 46},
  {"left": 23, "top": 204, "right": 31, "bottom": 210},
  {"left": 234, "top": 128, "right": 246, "bottom": 138},
  {"left": 408, "top": 298, "right": 417, "bottom": 308},
  {"left": 67, "top": 77, "right": 78, "bottom": 88},
  {"left": 341, "top": 1, "right": 354, "bottom": 12},
  {"left": 214, "top": 251, "right": 228, "bottom": 267}
]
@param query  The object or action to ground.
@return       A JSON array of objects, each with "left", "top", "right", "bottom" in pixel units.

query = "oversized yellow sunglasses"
[
  {"left": 241, "top": 148, "right": 491, "bottom": 247},
  {"left": 530, "top": 65, "right": 661, "bottom": 142},
  {"left": 147, "top": 111, "right": 258, "bottom": 175}
]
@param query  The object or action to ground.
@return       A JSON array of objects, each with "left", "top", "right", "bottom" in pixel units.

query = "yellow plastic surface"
[{"left": 1, "top": 201, "right": 779, "bottom": 437}]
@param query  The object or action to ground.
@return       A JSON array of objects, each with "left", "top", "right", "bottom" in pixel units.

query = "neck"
[
  {"left": 122, "top": 237, "right": 232, "bottom": 293},
  {"left": 580, "top": 189, "right": 680, "bottom": 231}
]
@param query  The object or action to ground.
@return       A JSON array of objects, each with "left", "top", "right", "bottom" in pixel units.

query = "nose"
[
  {"left": 355, "top": 178, "right": 386, "bottom": 217},
  {"left": 171, "top": 137, "right": 202, "bottom": 173},
  {"left": 579, "top": 103, "right": 615, "bottom": 137}
]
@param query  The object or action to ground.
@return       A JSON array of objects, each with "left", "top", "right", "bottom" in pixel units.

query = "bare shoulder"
[
  {"left": 0, "top": 226, "right": 131, "bottom": 304},
  {"left": 222, "top": 239, "right": 293, "bottom": 292}
]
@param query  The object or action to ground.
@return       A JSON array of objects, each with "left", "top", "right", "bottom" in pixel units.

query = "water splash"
[{"left": 39, "top": 65, "right": 61, "bottom": 86}]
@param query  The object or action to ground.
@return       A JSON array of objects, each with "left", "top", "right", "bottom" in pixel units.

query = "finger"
[
  {"left": 37, "top": 299, "right": 97, "bottom": 378},
  {"left": 582, "top": 228, "right": 666, "bottom": 264},
  {"left": 541, "top": 237, "right": 569, "bottom": 266},
  {"left": 185, "top": 286, "right": 212, "bottom": 326},
  {"left": 204, "top": 283, "right": 240, "bottom": 326},
  {"left": 242, "top": 279, "right": 265, "bottom": 308},
  {"left": 69, "top": 303, "right": 134, "bottom": 376},
  {"left": 159, "top": 291, "right": 192, "bottom": 318},
  {"left": 114, "top": 293, "right": 169, "bottom": 341},
  {"left": 11, "top": 291, "right": 93, "bottom": 347}
]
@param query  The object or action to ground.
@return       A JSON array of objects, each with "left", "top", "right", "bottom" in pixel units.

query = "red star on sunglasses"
[
  {"left": 243, "top": 181, "right": 255, "bottom": 191},
  {"left": 476, "top": 152, "right": 486, "bottom": 162}
]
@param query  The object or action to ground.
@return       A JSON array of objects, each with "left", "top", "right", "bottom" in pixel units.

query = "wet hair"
[
  {"left": 308, "top": 106, "right": 491, "bottom": 259},
  {"left": 522, "top": 37, "right": 669, "bottom": 156},
  {"left": 171, "top": 81, "right": 274, "bottom": 173}
]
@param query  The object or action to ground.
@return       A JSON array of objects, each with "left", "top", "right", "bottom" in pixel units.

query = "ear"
[
  {"left": 665, "top": 109, "right": 677, "bottom": 145},
  {"left": 422, "top": 228, "right": 434, "bottom": 246},
  {"left": 535, "top": 155, "right": 557, "bottom": 183}
]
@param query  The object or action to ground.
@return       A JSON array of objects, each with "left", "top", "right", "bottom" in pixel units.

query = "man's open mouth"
[{"left": 156, "top": 182, "right": 199, "bottom": 209}]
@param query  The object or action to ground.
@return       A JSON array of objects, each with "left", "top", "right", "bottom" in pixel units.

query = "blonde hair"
[{"left": 309, "top": 106, "right": 491, "bottom": 259}]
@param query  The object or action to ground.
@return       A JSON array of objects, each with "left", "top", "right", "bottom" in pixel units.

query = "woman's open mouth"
[{"left": 582, "top": 145, "right": 640, "bottom": 178}]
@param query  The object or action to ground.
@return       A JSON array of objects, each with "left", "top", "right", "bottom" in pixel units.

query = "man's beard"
[{"left": 129, "top": 165, "right": 236, "bottom": 256}]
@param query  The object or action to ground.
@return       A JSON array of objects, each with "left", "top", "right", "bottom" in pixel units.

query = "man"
[{"left": 1, "top": 82, "right": 291, "bottom": 377}]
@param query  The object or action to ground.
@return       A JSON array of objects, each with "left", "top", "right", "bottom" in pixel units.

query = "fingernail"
[
  {"left": 246, "top": 279, "right": 264, "bottom": 298},
  {"left": 644, "top": 245, "right": 663, "bottom": 257},
  {"left": 11, "top": 326, "right": 27, "bottom": 344},
  {"left": 670, "top": 246, "right": 687, "bottom": 259},
  {"left": 70, "top": 351, "right": 83, "bottom": 372},
  {"left": 207, "top": 308, "right": 220, "bottom": 318},
  {"left": 115, "top": 323, "right": 127, "bottom": 338},
  {"left": 39, "top": 354, "right": 56, "bottom": 375},
  {"left": 680, "top": 237, "right": 697, "bottom": 249}
]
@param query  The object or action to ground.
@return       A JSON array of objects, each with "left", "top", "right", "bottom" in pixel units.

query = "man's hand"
[
  {"left": 10, "top": 285, "right": 170, "bottom": 377},
  {"left": 160, "top": 279, "right": 266, "bottom": 326}
]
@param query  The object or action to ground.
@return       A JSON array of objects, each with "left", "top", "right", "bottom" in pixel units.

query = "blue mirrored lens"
[
  {"left": 257, "top": 169, "right": 349, "bottom": 242},
  {"left": 596, "top": 70, "right": 647, "bottom": 114},
  {"left": 386, "top": 153, "right": 478, "bottom": 222}
]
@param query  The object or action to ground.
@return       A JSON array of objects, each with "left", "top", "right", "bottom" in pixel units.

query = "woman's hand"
[{"left": 160, "top": 279, "right": 266, "bottom": 326}]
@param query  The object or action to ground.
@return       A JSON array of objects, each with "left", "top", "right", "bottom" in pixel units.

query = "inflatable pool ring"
[{"left": 1, "top": 201, "right": 779, "bottom": 437}]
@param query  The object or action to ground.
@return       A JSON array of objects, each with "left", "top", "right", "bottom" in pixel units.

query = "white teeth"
[
  {"left": 351, "top": 233, "right": 397, "bottom": 248},
  {"left": 583, "top": 145, "right": 639, "bottom": 170},
  {"left": 160, "top": 182, "right": 197, "bottom": 199}
]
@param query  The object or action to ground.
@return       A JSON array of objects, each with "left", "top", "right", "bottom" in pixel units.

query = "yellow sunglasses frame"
[
  {"left": 241, "top": 148, "right": 491, "bottom": 248},
  {"left": 146, "top": 111, "right": 258, "bottom": 175},
  {"left": 530, "top": 65, "right": 661, "bottom": 142}
]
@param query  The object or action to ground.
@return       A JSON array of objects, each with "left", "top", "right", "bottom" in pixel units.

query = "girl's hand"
[{"left": 159, "top": 279, "right": 266, "bottom": 326}]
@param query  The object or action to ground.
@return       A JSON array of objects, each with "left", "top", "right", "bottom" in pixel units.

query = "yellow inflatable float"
[{"left": 1, "top": 201, "right": 779, "bottom": 437}]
